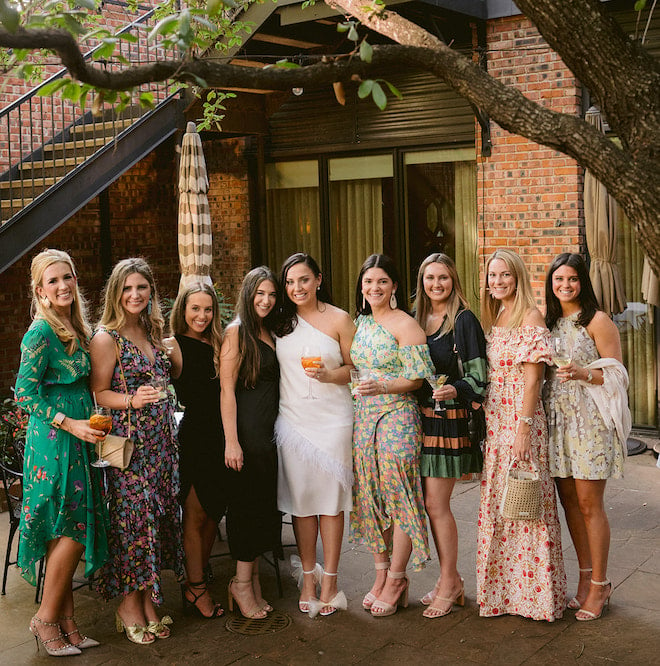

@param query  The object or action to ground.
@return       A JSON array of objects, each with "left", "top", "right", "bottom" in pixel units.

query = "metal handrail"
[{"left": 0, "top": 6, "right": 180, "bottom": 223}]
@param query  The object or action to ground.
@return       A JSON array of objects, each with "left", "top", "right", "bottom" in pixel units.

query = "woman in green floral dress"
[
  {"left": 350, "top": 254, "right": 434, "bottom": 618},
  {"left": 15, "top": 249, "right": 109, "bottom": 656}
]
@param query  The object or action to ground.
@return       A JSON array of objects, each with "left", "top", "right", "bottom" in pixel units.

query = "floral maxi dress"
[
  {"left": 349, "top": 315, "right": 434, "bottom": 570},
  {"left": 15, "top": 319, "right": 109, "bottom": 585},
  {"left": 476, "top": 326, "right": 566, "bottom": 621},
  {"left": 95, "top": 329, "right": 184, "bottom": 604}
]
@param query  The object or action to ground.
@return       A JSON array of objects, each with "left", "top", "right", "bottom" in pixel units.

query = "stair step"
[{"left": 69, "top": 118, "right": 135, "bottom": 139}]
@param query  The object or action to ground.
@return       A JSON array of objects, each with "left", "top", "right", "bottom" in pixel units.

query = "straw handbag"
[
  {"left": 100, "top": 340, "right": 134, "bottom": 470},
  {"left": 501, "top": 458, "right": 541, "bottom": 520}
]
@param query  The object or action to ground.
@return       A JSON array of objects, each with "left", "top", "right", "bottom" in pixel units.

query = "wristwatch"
[
  {"left": 51, "top": 412, "right": 66, "bottom": 429},
  {"left": 519, "top": 415, "right": 533, "bottom": 426},
  {"left": 586, "top": 370, "right": 593, "bottom": 383}
]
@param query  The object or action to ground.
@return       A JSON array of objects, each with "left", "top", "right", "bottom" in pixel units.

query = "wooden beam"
[
  {"left": 250, "top": 33, "right": 324, "bottom": 49},
  {"left": 278, "top": 0, "right": 411, "bottom": 26}
]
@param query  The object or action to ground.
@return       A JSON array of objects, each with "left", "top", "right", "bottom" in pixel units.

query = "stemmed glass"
[
  {"left": 552, "top": 337, "right": 573, "bottom": 368},
  {"left": 427, "top": 374, "right": 449, "bottom": 415},
  {"left": 301, "top": 345, "right": 322, "bottom": 400},
  {"left": 89, "top": 406, "right": 113, "bottom": 468}
]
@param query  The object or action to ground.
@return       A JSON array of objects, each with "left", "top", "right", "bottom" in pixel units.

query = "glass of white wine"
[
  {"left": 427, "top": 374, "right": 449, "bottom": 415},
  {"left": 552, "top": 337, "right": 573, "bottom": 368}
]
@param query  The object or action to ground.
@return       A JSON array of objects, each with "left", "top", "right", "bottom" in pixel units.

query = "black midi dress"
[
  {"left": 173, "top": 334, "right": 227, "bottom": 520},
  {"left": 226, "top": 340, "right": 282, "bottom": 562}
]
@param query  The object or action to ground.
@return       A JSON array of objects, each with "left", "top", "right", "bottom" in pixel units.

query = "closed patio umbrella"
[
  {"left": 178, "top": 121, "right": 213, "bottom": 289},
  {"left": 584, "top": 106, "right": 626, "bottom": 316}
]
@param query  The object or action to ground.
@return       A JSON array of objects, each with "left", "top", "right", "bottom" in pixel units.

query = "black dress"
[
  {"left": 226, "top": 340, "right": 282, "bottom": 562},
  {"left": 173, "top": 334, "right": 227, "bottom": 520}
]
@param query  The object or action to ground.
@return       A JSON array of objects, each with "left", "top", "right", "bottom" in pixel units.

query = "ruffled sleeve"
[
  {"left": 512, "top": 326, "right": 552, "bottom": 366},
  {"left": 398, "top": 344, "right": 434, "bottom": 380},
  {"left": 15, "top": 320, "right": 57, "bottom": 425}
]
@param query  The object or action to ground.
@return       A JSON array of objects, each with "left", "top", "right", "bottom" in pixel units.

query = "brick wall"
[
  {"left": 477, "top": 15, "right": 584, "bottom": 302},
  {"left": 204, "top": 137, "right": 253, "bottom": 307},
  {"left": 0, "top": 138, "right": 178, "bottom": 396}
]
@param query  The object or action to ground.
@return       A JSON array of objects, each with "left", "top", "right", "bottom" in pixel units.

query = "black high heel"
[{"left": 181, "top": 581, "right": 224, "bottom": 619}]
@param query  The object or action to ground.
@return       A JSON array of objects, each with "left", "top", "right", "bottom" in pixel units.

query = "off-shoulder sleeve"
[
  {"left": 398, "top": 344, "right": 434, "bottom": 380},
  {"left": 513, "top": 326, "right": 552, "bottom": 366},
  {"left": 14, "top": 321, "right": 57, "bottom": 425}
]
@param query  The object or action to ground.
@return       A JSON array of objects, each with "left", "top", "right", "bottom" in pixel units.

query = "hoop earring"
[{"left": 390, "top": 293, "right": 397, "bottom": 309}]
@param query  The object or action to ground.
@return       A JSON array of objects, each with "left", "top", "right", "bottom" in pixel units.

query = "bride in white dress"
[{"left": 275, "top": 253, "right": 355, "bottom": 617}]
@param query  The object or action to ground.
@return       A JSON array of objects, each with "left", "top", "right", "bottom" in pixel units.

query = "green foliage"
[
  {"left": 357, "top": 78, "right": 401, "bottom": 110},
  {"left": 196, "top": 88, "right": 237, "bottom": 131},
  {"left": 0, "top": 397, "right": 27, "bottom": 466}
]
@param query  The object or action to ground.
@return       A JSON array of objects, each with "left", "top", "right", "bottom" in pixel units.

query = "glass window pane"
[{"left": 265, "top": 161, "right": 320, "bottom": 273}]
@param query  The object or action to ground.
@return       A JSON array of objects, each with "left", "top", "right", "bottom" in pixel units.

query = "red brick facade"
[{"left": 478, "top": 16, "right": 584, "bottom": 301}]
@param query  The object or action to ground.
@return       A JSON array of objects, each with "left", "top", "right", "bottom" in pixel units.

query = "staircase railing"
[{"left": 0, "top": 7, "right": 180, "bottom": 222}]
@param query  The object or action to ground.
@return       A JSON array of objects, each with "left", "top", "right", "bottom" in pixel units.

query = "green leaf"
[
  {"left": 61, "top": 82, "right": 82, "bottom": 102},
  {"left": 37, "top": 78, "right": 70, "bottom": 97},
  {"left": 94, "top": 38, "right": 117, "bottom": 60},
  {"left": 384, "top": 80, "right": 402, "bottom": 99},
  {"left": 337, "top": 22, "right": 350, "bottom": 33},
  {"left": 139, "top": 91, "right": 155, "bottom": 108},
  {"left": 0, "top": 0, "right": 22, "bottom": 33},
  {"left": 147, "top": 15, "right": 179, "bottom": 42},
  {"left": 348, "top": 25, "right": 359, "bottom": 42},
  {"left": 73, "top": 0, "right": 97, "bottom": 10},
  {"left": 117, "top": 32, "right": 138, "bottom": 44},
  {"left": 79, "top": 87, "right": 90, "bottom": 111},
  {"left": 634, "top": 0, "right": 647, "bottom": 10},
  {"left": 273, "top": 59, "right": 301, "bottom": 69},
  {"left": 191, "top": 14, "right": 216, "bottom": 32},
  {"left": 358, "top": 79, "right": 374, "bottom": 99},
  {"left": 359, "top": 39, "right": 373, "bottom": 64},
  {"left": 371, "top": 81, "right": 387, "bottom": 110}
]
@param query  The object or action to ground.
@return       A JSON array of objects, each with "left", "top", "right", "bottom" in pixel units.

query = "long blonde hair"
[
  {"left": 29, "top": 248, "right": 91, "bottom": 353},
  {"left": 414, "top": 253, "right": 470, "bottom": 336},
  {"left": 98, "top": 258, "right": 165, "bottom": 347},
  {"left": 170, "top": 282, "right": 223, "bottom": 375},
  {"left": 480, "top": 249, "right": 536, "bottom": 332}
]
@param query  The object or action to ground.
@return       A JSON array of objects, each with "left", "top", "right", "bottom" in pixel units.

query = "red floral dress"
[{"left": 476, "top": 326, "right": 566, "bottom": 621}]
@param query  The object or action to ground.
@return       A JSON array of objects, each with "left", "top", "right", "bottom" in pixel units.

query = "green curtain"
[{"left": 454, "top": 162, "right": 479, "bottom": 312}]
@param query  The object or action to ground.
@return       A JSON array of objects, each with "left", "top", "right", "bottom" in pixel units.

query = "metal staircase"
[{"left": 0, "top": 8, "right": 185, "bottom": 273}]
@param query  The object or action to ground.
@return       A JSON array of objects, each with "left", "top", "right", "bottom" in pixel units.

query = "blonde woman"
[
  {"left": 90, "top": 258, "right": 183, "bottom": 644},
  {"left": 413, "top": 253, "right": 487, "bottom": 619},
  {"left": 476, "top": 249, "right": 566, "bottom": 621},
  {"left": 167, "top": 282, "right": 225, "bottom": 619},
  {"left": 15, "top": 249, "right": 108, "bottom": 655}
]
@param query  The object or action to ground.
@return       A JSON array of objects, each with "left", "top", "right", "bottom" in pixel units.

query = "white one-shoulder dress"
[{"left": 275, "top": 316, "right": 354, "bottom": 517}]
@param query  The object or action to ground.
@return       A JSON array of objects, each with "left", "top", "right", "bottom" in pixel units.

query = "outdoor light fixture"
[{"left": 292, "top": 87, "right": 304, "bottom": 96}]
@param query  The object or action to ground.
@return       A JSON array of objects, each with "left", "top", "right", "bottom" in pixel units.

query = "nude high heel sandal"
[
  {"left": 370, "top": 570, "right": 409, "bottom": 618},
  {"left": 59, "top": 615, "right": 100, "bottom": 648},
  {"left": 362, "top": 561, "right": 390, "bottom": 610},
  {"left": 575, "top": 579, "right": 612, "bottom": 621},
  {"left": 227, "top": 577, "right": 268, "bottom": 619},
  {"left": 422, "top": 578, "right": 465, "bottom": 619},
  {"left": 29, "top": 615, "right": 82, "bottom": 657},
  {"left": 567, "top": 567, "right": 592, "bottom": 610}
]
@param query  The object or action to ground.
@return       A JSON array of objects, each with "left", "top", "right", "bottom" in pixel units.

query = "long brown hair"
[
  {"left": 98, "top": 258, "right": 165, "bottom": 347},
  {"left": 170, "top": 282, "right": 223, "bottom": 375},
  {"left": 414, "top": 253, "right": 470, "bottom": 336},
  {"left": 29, "top": 248, "right": 91, "bottom": 353},
  {"left": 234, "top": 266, "right": 279, "bottom": 388}
]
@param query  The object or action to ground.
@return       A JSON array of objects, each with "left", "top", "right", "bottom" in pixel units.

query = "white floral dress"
[
  {"left": 543, "top": 314, "right": 625, "bottom": 479},
  {"left": 477, "top": 326, "right": 566, "bottom": 621}
]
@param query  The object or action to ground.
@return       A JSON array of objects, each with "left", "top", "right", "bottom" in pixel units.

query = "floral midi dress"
[
  {"left": 95, "top": 329, "right": 184, "bottom": 604},
  {"left": 543, "top": 314, "right": 625, "bottom": 479},
  {"left": 15, "top": 318, "right": 109, "bottom": 586},
  {"left": 349, "top": 315, "right": 434, "bottom": 570},
  {"left": 476, "top": 325, "right": 566, "bottom": 621}
]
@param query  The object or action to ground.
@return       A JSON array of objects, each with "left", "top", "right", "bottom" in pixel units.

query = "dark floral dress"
[
  {"left": 15, "top": 318, "right": 109, "bottom": 585},
  {"left": 95, "top": 329, "right": 184, "bottom": 604}
]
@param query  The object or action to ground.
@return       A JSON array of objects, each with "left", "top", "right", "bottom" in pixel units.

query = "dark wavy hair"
[
  {"left": 276, "top": 253, "right": 333, "bottom": 336},
  {"left": 235, "top": 266, "right": 280, "bottom": 388},
  {"left": 545, "top": 253, "right": 600, "bottom": 331},
  {"left": 354, "top": 254, "right": 408, "bottom": 316}
]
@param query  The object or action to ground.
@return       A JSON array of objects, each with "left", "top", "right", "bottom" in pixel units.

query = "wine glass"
[
  {"left": 350, "top": 368, "right": 372, "bottom": 397},
  {"left": 301, "top": 345, "right": 322, "bottom": 400},
  {"left": 552, "top": 337, "right": 573, "bottom": 368},
  {"left": 89, "top": 406, "right": 113, "bottom": 468},
  {"left": 427, "top": 374, "right": 448, "bottom": 415}
]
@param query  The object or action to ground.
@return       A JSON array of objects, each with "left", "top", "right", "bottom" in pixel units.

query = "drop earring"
[
  {"left": 147, "top": 298, "right": 153, "bottom": 315},
  {"left": 41, "top": 296, "right": 51, "bottom": 308},
  {"left": 390, "top": 293, "right": 397, "bottom": 309},
  {"left": 362, "top": 295, "right": 366, "bottom": 310}
]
